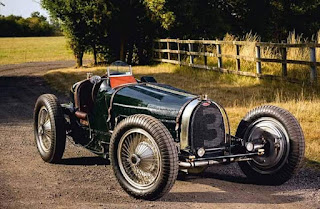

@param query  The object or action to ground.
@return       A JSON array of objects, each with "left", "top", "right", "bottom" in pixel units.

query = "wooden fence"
[{"left": 153, "top": 39, "right": 320, "bottom": 83}]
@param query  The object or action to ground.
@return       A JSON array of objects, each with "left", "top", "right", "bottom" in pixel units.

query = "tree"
[
  {"left": 41, "top": 0, "right": 320, "bottom": 66},
  {"left": 0, "top": 13, "right": 59, "bottom": 37},
  {"left": 41, "top": 0, "right": 174, "bottom": 66}
]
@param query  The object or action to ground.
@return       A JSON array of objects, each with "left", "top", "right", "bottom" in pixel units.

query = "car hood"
[{"left": 112, "top": 83, "right": 198, "bottom": 121}]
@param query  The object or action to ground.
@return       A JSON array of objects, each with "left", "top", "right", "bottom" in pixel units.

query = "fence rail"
[{"left": 153, "top": 39, "right": 320, "bottom": 83}]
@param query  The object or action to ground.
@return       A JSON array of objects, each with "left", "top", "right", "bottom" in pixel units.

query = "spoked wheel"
[
  {"left": 236, "top": 105, "right": 305, "bottom": 185},
  {"left": 37, "top": 106, "right": 53, "bottom": 153},
  {"left": 118, "top": 128, "right": 161, "bottom": 190},
  {"left": 34, "top": 94, "right": 66, "bottom": 163},
  {"left": 110, "top": 114, "right": 178, "bottom": 200}
]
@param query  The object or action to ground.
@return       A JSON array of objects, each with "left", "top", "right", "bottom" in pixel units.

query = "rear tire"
[
  {"left": 236, "top": 105, "right": 305, "bottom": 185},
  {"left": 34, "top": 94, "right": 66, "bottom": 163},
  {"left": 110, "top": 114, "right": 178, "bottom": 200}
]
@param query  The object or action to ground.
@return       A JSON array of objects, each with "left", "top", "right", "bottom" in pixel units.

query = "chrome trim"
[
  {"left": 205, "top": 147, "right": 226, "bottom": 152},
  {"left": 180, "top": 99, "right": 200, "bottom": 149},
  {"left": 179, "top": 160, "right": 221, "bottom": 168},
  {"left": 113, "top": 103, "right": 151, "bottom": 111},
  {"left": 179, "top": 153, "right": 257, "bottom": 168}
]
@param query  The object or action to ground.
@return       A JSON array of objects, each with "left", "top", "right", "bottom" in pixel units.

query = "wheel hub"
[
  {"left": 130, "top": 154, "right": 141, "bottom": 165},
  {"left": 246, "top": 117, "right": 290, "bottom": 174}
]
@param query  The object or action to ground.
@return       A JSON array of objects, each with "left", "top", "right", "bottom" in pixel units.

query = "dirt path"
[{"left": 0, "top": 61, "right": 319, "bottom": 209}]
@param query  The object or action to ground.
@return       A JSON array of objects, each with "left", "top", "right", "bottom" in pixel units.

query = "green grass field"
[
  {"left": 45, "top": 64, "right": 320, "bottom": 166},
  {"left": 0, "top": 36, "right": 90, "bottom": 65}
]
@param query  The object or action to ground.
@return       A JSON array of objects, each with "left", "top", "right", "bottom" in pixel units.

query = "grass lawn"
[
  {"left": 45, "top": 63, "right": 320, "bottom": 166},
  {"left": 0, "top": 36, "right": 90, "bottom": 65}
]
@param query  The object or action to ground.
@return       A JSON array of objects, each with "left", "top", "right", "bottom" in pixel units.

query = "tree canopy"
[
  {"left": 0, "top": 12, "right": 61, "bottom": 37},
  {"left": 41, "top": 0, "right": 320, "bottom": 67}
]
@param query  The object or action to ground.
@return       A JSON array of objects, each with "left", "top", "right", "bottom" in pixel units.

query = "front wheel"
[
  {"left": 34, "top": 94, "right": 66, "bottom": 163},
  {"left": 109, "top": 114, "right": 178, "bottom": 200},
  {"left": 236, "top": 105, "right": 305, "bottom": 185}
]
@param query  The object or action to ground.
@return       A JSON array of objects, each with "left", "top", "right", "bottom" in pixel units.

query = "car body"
[{"left": 34, "top": 61, "right": 305, "bottom": 200}]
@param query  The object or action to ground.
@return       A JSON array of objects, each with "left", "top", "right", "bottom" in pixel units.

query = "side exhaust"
[
  {"left": 179, "top": 152, "right": 260, "bottom": 168},
  {"left": 179, "top": 159, "right": 223, "bottom": 168}
]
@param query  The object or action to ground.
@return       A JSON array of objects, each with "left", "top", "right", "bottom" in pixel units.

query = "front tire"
[
  {"left": 110, "top": 114, "right": 178, "bottom": 200},
  {"left": 34, "top": 94, "right": 66, "bottom": 163},
  {"left": 236, "top": 105, "right": 305, "bottom": 185}
]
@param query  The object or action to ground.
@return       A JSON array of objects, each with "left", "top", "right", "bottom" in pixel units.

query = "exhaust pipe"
[{"left": 179, "top": 159, "right": 222, "bottom": 168}]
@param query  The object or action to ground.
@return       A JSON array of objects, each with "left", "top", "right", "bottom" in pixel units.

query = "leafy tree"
[
  {"left": 41, "top": 0, "right": 320, "bottom": 66},
  {"left": 0, "top": 13, "right": 59, "bottom": 37},
  {"left": 224, "top": 0, "right": 320, "bottom": 41},
  {"left": 41, "top": 0, "right": 174, "bottom": 66}
]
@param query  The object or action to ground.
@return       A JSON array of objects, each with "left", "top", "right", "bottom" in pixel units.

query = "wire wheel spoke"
[
  {"left": 39, "top": 109, "right": 47, "bottom": 125},
  {"left": 37, "top": 106, "right": 52, "bottom": 152},
  {"left": 118, "top": 128, "right": 161, "bottom": 189}
]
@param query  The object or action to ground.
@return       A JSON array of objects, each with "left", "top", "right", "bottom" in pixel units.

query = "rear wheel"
[
  {"left": 236, "top": 105, "right": 305, "bottom": 185},
  {"left": 34, "top": 94, "right": 66, "bottom": 163},
  {"left": 110, "top": 114, "right": 178, "bottom": 200}
]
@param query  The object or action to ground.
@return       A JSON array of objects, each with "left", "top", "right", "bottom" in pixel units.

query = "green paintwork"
[
  {"left": 111, "top": 84, "right": 196, "bottom": 136},
  {"left": 70, "top": 79, "right": 197, "bottom": 155}
]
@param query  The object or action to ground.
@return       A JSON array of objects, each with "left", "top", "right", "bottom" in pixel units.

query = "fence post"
[
  {"left": 158, "top": 41, "right": 162, "bottom": 59},
  {"left": 255, "top": 45, "right": 262, "bottom": 75},
  {"left": 188, "top": 40, "right": 194, "bottom": 65},
  {"left": 177, "top": 39, "right": 181, "bottom": 65},
  {"left": 203, "top": 39, "right": 207, "bottom": 66},
  {"left": 281, "top": 47, "right": 287, "bottom": 77},
  {"left": 216, "top": 40, "right": 222, "bottom": 68},
  {"left": 167, "top": 41, "right": 170, "bottom": 60},
  {"left": 236, "top": 44, "right": 240, "bottom": 71},
  {"left": 310, "top": 46, "right": 318, "bottom": 83}
]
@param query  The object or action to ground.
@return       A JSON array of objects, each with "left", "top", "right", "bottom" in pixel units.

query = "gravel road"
[{"left": 0, "top": 61, "right": 319, "bottom": 209}]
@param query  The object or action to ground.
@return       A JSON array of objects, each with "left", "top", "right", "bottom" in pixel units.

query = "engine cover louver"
[{"left": 189, "top": 102, "right": 225, "bottom": 150}]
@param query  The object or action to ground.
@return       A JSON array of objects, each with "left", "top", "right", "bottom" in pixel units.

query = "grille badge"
[{"left": 202, "top": 102, "right": 211, "bottom": 107}]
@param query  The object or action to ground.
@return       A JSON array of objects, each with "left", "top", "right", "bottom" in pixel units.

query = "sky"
[{"left": 0, "top": 0, "right": 49, "bottom": 18}]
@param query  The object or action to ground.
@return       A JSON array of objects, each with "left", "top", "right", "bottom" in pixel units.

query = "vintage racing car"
[{"left": 34, "top": 61, "right": 305, "bottom": 200}]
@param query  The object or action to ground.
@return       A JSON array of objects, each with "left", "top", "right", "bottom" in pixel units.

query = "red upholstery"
[{"left": 110, "top": 75, "right": 137, "bottom": 88}]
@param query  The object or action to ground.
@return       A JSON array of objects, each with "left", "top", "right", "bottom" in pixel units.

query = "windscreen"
[{"left": 107, "top": 61, "right": 132, "bottom": 76}]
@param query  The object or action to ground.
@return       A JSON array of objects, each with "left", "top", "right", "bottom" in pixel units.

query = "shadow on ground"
[
  {"left": 0, "top": 76, "right": 67, "bottom": 124},
  {"left": 58, "top": 156, "right": 110, "bottom": 166}
]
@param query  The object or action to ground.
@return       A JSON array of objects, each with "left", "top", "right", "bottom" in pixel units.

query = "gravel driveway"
[{"left": 0, "top": 61, "right": 319, "bottom": 209}]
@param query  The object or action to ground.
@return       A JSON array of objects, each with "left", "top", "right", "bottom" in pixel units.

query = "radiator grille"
[{"left": 189, "top": 102, "right": 225, "bottom": 150}]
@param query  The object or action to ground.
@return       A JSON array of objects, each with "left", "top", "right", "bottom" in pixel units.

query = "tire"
[
  {"left": 236, "top": 105, "right": 305, "bottom": 185},
  {"left": 109, "top": 114, "right": 178, "bottom": 200},
  {"left": 34, "top": 94, "right": 66, "bottom": 163}
]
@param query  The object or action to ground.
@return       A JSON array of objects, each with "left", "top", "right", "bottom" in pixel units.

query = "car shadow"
[
  {"left": 58, "top": 156, "right": 110, "bottom": 166},
  {"left": 159, "top": 163, "right": 318, "bottom": 204},
  {"left": 161, "top": 190, "right": 304, "bottom": 204}
]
